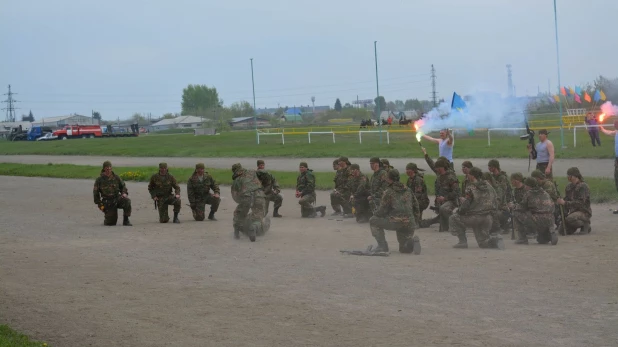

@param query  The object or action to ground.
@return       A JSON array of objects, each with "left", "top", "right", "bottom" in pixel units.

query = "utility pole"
[
  {"left": 506, "top": 64, "right": 514, "bottom": 97},
  {"left": 2, "top": 85, "right": 19, "bottom": 122},
  {"left": 554, "top": 0, "right": 565, "bottom": 149},
  {"left": 311, "top": 96, "right": 315, "bottom": 116},
  {"left": 430, "top": 64, "right": 437, "bottom": 107},
  {"left": 250, "top": 58, "right": 257, "bottom": 143},
  {"left": 374, "top": 41, "right": 382, "bottom": 144}
]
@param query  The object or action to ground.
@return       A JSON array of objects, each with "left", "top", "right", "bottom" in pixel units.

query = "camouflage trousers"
[
  {"left": 513, "top": 211, "right": 554, "bottom": 241},
  {"left": 157, "top": 195, "right": 181, "bottom": 223},
  {"left": 490, "top": 208, "right": 510, "bottom": 234},
  {"left": 438, "top": 201, "right": 457, "bottom": 232},
  {"left": 330, "top": 190, "right": 351, "bottom": 213},
  {"left": 233, "top": 195, "right": 266, "bottom": 232},
  {"left": 369, "top": 216, "right": 415, "bottom": 248},
  {"left": 536, "top": 162, "right": 553, "bottom": 181},
  {"left": 298, "top": 194, "right": 316, "bottom": 217},
  {"left": 449, "top": 213, "right": 496, "bottom": 248},
  {"left": 264, "top": 192, "right": 283, "bottom": 214},
  {"left": 353, "top": 196, "right": 372, "bottom": 222},
  {"left": 190, "top": 195, "right": 221, "bottom": 221},
  {"left": 562, "top": 211, "right": 591, "bottom": 235},
  {"left": 102, "top": 197, "right": 131, "bottom": 226}
]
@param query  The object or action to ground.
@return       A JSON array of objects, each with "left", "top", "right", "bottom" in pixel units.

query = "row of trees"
[{"left": 333, "top": 96, "right": 441, "bottom": 115}]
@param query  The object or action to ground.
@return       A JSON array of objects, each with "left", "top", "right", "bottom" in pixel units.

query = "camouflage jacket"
[
  {"left": 187, "top": 171, "right": 220, "bottom": 204},
  {"left": 369, "top": 169, "right": 389, "bottom": 201},
  {"left": 406, "top": 174, "right": 429, "bottom": 210},
  {"left": 492, "top": 171, "right": 513, "bottom": 207},
  {"left": 436, "top": 171, "right": 460, "bottom": 205},
  {"left": 256, "top": 169, "right": 278, "bottom": 195},
  {"left": 539, "top": 179, "right": 559, "bottom": 202},
  {"left": 515, "top": 187, "right": 554, "bottom": 214},
  {"left": 461, "top": 176, "right": 472, "bottom": 194},
  {"left": 335, "top": 167, "right": 353, "bottom": 197},
  {"left": 350, "top": 173, "right": 370, "bottom": 198},
  {"left": 93, "top": 171, "right": 127, "bottom": 204},
  {"left": 374, "top": 181, "right": 415, "bottom": 227},
  {"left": 513, "top": 186, "right": 526, "bottom": 204},
  {"left": 458, "top": 180, "right": 496, "bottom": 215},
  {"left": 564, "top": 181, "right": 592, "bottom": 217},
  {"left": 297, "top": 169, "right": 316, "bottom": 197},
  {"left": 231, "top": 168, "right": 265, "bottom": 203},
  {"left": 148, "top": 173, "right": 180, "bottom": 199}
]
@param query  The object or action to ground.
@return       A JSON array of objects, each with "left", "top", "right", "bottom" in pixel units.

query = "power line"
[{"left": 2, "top": 85, "right": 19, "bottom": 122}]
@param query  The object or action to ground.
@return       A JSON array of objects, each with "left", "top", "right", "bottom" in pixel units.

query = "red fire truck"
[{"left": 53, "top": 124, "right": 140, "bottom": 139}]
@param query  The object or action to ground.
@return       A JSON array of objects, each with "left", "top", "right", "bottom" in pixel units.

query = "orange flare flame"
[{"left": 599, "top": 113, "right": 606, "bottom": 122}]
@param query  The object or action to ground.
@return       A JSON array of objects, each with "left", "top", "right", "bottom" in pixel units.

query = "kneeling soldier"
[
  {"left": 510, "top": 177, "right": 557, "bottom": 245},
  {"left": 148, "top": 163, "right": 182, "bottom": 223},
  {"left": 187, "top": 163, "right": 221, "bottom": 221},
  {"left": 93, "top": 161, "right": 132, "bottom": 226}
]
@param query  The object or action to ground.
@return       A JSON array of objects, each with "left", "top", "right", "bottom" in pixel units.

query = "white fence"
[
  {"left": 572, "top": 124, "right": 615, "bottom": 147},
  {"left": 308, "top": 131, "right": 335, "bottom": 144},
  {"left": 257, "top": 132, "right": 284, "bottom": 145},
  {"left": 359, "top": 130, "right": 390, "bottom": 144},
  {"left": 487, "top": 128, "right": 526, "bottom": 146}
]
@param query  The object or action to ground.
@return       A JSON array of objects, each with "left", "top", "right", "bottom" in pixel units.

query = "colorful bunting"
[
  {"left": 560, "top": 87, "right": 567, "bottom": 96},
  {"left": 553, "top": 95, "right": 561, "bottom": 103},
  {"left": 584, "top": 92, "right": 591, "bottom": 103},
  {"left": 575, "top": 86, "right": 582, "bottom": 95},
  {"left": 569, "top": 87, "right": 575, "bottom": 96},
  {"left": 600, "top": 90, "right": 606, "bottom": 101},
  {"left": 594, "top": 90, "right": 601, "bottom": 102},
  {"left": 574, "top": 93, "right": 581, "bottom": 103}
]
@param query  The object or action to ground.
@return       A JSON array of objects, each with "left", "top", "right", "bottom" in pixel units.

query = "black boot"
[
  {"left": 273, "top": 207, "right": 282, "bottom": 218},
  {"left": 173, "top": 212, "right": 180, "bottom": 224},
  {"left": 208, "top": 210, "right": 217, "bottom": 221},
  {"left": 453, "top": 234, "right": 468, "bottom": 249},
  {"left": 316, "top": 206, "right": 326, "bottom": 217},
  {"left": 123, "top": 215, "right": 132, "bottom": 226}
]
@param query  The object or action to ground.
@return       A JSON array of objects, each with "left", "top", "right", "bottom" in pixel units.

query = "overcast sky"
[{"left": 1, "top": 0, "right": 615, "bottom": 120}]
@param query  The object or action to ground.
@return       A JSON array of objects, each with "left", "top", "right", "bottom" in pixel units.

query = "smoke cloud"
[{"left": 600, "top": 101, "right": 618, "bottom": 116}]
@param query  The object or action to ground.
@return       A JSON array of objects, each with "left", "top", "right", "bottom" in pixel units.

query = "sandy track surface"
[
  {"left": 1, "top": 176, "right": 617, "bottom": 347},
  {"left": 1, "top": 155, "right": 616, "bottom": 178}
]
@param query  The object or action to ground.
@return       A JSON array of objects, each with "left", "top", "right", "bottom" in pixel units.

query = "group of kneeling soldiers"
[{"left": 93, "top": 152, "right": 592, "bottom": 250}]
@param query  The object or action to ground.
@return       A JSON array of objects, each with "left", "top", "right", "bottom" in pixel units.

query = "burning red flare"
[{"left": 599, "top": 113, "right": 606, "bottom": 122}]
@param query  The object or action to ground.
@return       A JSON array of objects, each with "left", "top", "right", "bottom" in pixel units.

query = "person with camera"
[{"left": 528, "top": 129, "right": 555, "bottom": 180}]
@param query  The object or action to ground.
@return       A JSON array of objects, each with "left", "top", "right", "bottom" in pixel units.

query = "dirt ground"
[
  {"left": 1, "top": 154, "right": 615, "bottom": 177},
  {"left": 1, "top": 176, "right": 617, "bottom": 347}
]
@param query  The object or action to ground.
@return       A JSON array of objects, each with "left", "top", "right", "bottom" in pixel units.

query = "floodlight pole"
[
  {"left": 251, "top": 58, "right": 257, "bottom": 143},
  {"left": 374, "top": 41, "right": 382, "bottom": 144},
  {"left": 553, "top": 0, "right": 565, "bottom": 149}
]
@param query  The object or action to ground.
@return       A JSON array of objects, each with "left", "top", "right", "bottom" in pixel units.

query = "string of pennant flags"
[{"left": 548, "top": 87, "right": 607, "bottom": 109}]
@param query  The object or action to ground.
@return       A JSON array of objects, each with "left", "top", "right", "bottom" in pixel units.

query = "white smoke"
[
  {"left": 417, "top": 92, "right": 530, "bottom": 134},
  {"left": 600, "top": 101, "right": 618, "bottom": 116}
]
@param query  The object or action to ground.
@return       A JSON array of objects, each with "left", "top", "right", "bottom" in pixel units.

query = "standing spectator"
[
  {"left": 528, "top": 129, "right": 555, "bottom": 180},
  {"left": 585, "top": 112, "right": 601, "bottom": 147},
  {"left": 422, "top": 128, "right": 454, "bottom": 170},
  {"left": 599, "top": 120, "right": 618, "bottom": 213}
]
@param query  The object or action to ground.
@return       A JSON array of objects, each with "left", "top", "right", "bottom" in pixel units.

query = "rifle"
[
  {"left": 506, "top": 185, "right": 516, "bottom": 240},
  {"left": 340, "top": 245, "right": 389, "bottom": 257},
  {"left": 154, "top": 198, "right": 158, "bottom": 210},
  {"left": 520, "top": 114, "right": 538, "bottom": 172},
  {"left": 553, "top": 181, "right": 567, "bottom": 236}
]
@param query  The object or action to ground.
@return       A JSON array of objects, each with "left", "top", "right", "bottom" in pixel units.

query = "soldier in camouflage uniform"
[
  {"left": 381, "top": 159, "right": 394, "bottom": 171},
  {"left": 296, "top": 162, "right": 327, "bottom": 218},
  {"left": 93, "top": 161, "right": 132, "bottom": 226},
  {"left": 488, "top": 159, "right": 513, "bottom": 234},
  {"left": 369, "top": 169, "right": 421, "bottom": 254},
  {"left": 148, "top": 163, "right": 181, "bottom": 223},
  {"left": 461, "top": 161, "right": 474, "bottom": 193},
  {"left": 510, "top": 173, "right": 526, "bottom": 204},
  {"left": 511, "top": 177, "right": 557, "bottom": 245},
  {"left": 348, "top": 164, "right": 371, "bottom": 223},
  {"left": 330, "top": 156, "right": 353, "bottom": 217},
  {"left": 187, "top": 163, "right": 220, "bottom": 221},
  {"left": 231, "top": 163, "right": 268, "bottom": 242},
  {"left": 368, "top": 157, "right": 389, "bottom": 212},
  {"left": 531, "top": 169, "right": 561, "bottom": 227},
  {"left": 405, "top": 163, "right": 429, "bottom": 223},
  {"left": 433, "top": 159, "right": 461, "bottom": 232},
  {"left": 257, "top": 160, "right": 283, "bottom": 218},
  {"left": 419, "top": 146, "right": 454, "bottom": 228},
  {"left": 557, "top": 167, "right": 592, "bottom": 235},
  {"left": 449, "top": 167, "right": 504, "bottom": 250}
]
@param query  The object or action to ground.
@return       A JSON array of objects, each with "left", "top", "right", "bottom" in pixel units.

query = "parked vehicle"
[
  {"left": 53, "top": 124, "right": 140, "bottom": 140},
  {"left": 36, "top": 132, "right": 58, "bottom": 141}
]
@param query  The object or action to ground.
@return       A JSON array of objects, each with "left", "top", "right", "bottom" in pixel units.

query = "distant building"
[
  {"left": 379, "top": 110, "right": 419, "bottom": 121},
  {"left": 229, "top": 116, "right": 270, "bottom": 128},
  {"left": 32, "top": 114, "right": 96, "bottom": 128},
  {"left": 150, "top": 115, "right": 204, "bottom": 131}
]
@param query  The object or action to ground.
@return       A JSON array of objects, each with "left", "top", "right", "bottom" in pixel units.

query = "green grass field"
[
  {"left": 0, "top": 127, "right": 615, "bottom": 159},
  {"left": 0, "top": 325, "right": 48, "bottom": 347},
  {"left": 1, "top": 163, "right": 615, "bottom": 203}
]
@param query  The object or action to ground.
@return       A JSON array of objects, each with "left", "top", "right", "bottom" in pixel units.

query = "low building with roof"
[{"left": 150, "top": 115, "right": 205, "bottom": 131}]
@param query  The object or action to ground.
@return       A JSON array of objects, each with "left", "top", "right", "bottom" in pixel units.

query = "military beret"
[
  {"left": 333, "top": 159, "right": 340, "bottom": 165},
  {"left": 488, "top": 159, "right": 500, "bottom": 169},
  {"left": 461, "top": 161, "right": 473, "bottom": 169},
  {"left": 257, "top": 160, "right": 264, "bottom": 166},
  {"left": 387, "top": 169, "right": 400, "bottom": 181},
  {"left": 434, "top": 159, "right": 450, "bottom": 169},
  {"left": 469, "top": 167, "right": 483, "bottom": 179},
  {"left": 370, "top": 157, "right": 381, "bottom": 163},
  {"left": 510, "top": 172, "right": 524, "bottom": 182},
  {"left": 195, "top": 163, "right": 205, "bottom": 169},
  {"left": 567, "top": 167, "right": 582, "bottom": 178},
  {"left": 102, "top": 160, "right": 112, "bottom": 168},
  {"left": 438, "top": 156, "right": 448, "bottom": 162},
  {"left": 530, "top": 170, "right": 545, "bottom": 179},
  {"left": 350, "top": 164, "right": 360, "bottom": 170},
  {"left": 524, "top": 177, "right": 538, "bottom": 188},
  {"left": 300, "top": 162, "right": 308, "bottom": 168},
  {"left": 159, "top": 162, "right": 168, "bottom": 169},
  {"left": 338, "top": 156, "right": 349, "bottom": 162},
  {"left": 232, "top": 163, "right": 242, "bottom": 172},
  {"left": 381, "top": 159, "right": 390, "bottom": 166},
  {"left": 406, "top": 163, "right": 425, "bottom": 172}
]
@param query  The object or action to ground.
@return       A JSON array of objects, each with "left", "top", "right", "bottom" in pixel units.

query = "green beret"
[
  {"left": 387, "top": 169, "right": 400, "bottom": 181},
  {"left": 232, "top": 163, "right": 242, "bottom": 172},
  {"left": 381, "top": 159, "right": 390, "bottom": 166},
  {"left": 257, "top": 160, "right": 264, "bottom": 166},
  {"left": 469, "top": 167, "right": 483, "bottom": 179},
  {"left": 567, "top": 167, "right": 581, "bottom": 177},
  {"left": 461, "top": 161, "right": 473, "bottom": 169},
  {"left": 350, "top": 164, "right": 360, "bottom": 170},
  {"left": 488, "top": 159, "right": 500, "bottom": 169},
  {"left": 338, "top": 156, "right": 349, "bottom": 162},
  {"left": 406, "top": 163, "right": 425, "bottom": 172},
  {"left": 195, "top": 163, "right": 205, "bottom": 169},
  {"left": 159, "top": 163, "right": 168, "bottom": 169},
  {"left": 438, "top": 156, "right": 448, "bottom": 162},
  {"left": 510, "top": 172, "right": 524, "bottom": 182},
  {"left": 300, "top": 162, "right": 308, "bottom": 168},
  {"left": 435, "top": 159, "right": 449, "bottom": 169},
  {"left": 531, "top": 170, "right": 545, "bottom": 179},
  {"left": 370, "top": 157, "right": 381, "bottom": 163},
  {"left": 102, "top": 160, "right": 112, "bottom": 168},
  {"left": 524, "top": 177, "right": 538, "bottom": 188}
]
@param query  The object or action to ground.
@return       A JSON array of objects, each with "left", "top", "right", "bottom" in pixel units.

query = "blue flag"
[
  {"left": 575, "top": 86, "right": 582, "bottom": 95},
  {"left": 594, "top": 90, "right": 601, "bottom": 102},
  {"left": 451, "top": 92, "right": 467, "bottom": 111}
]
